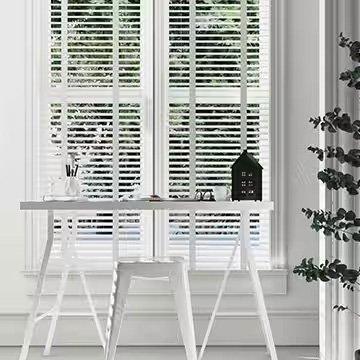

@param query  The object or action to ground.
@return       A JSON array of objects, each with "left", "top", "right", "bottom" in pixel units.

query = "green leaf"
[
  {"left": 337, "top": 208, "right": 347, "bottom": 219},
  {"left": 348, "top": 187, "right": 359, "bottom": 195},
  {"left": 328, "top": 269, "right": 340, "bottom": 278},
  {"left": 319, "top": 274, "right": 330, "bottom": 282},
  {"left": 345, "top": 210, "right": 356, "bottom": 220},
  {"left": 336, "top": 264, "right": 347, "bottom": 273},
  {"left": 339, "top": 222, "right": 347, "bottom": 229},
  {"left": 353, "top": 232, "right": 360, "bottom": 242}
]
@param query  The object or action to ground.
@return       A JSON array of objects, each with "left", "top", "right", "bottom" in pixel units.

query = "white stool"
[{"left": 105, "top": 257, "right": 197, "bottom": 360}]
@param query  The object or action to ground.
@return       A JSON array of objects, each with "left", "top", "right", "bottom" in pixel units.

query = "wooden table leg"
[{"left": 19, "top": 210, "right": 54, "bottom": 360}]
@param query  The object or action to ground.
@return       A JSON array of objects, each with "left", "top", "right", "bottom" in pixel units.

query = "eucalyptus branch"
[
  {"left": 334, "top": 305, "right": 360, "bottom": 318},
  {"left": 339, "top": 67, "right": 360, "bottom": 90},
  {"left": 317, "top": 168, "right": 360, "bottom": 195},
  {"left": 296, "top": 33, "right": 360, "bottom": 325},
  {"left": 302, "top": 208, "right": 360, "bottom": 242},
  {"left": 339, "top": 33, "right": 360, "bottom": 89},
  {"left": 293, "top": 258, "right": 360, "bottom": 290},
  {"left": 308, "top": 146, "right": 360, "bottom": 167},
  {"left": 309, "top": 107, "right": 360, "bottom": 139},
  {"left": 339, "top": 33, "right": 360, "bottom": 61}
]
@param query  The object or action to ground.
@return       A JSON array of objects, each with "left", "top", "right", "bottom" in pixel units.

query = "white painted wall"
[
  {"left": 0, "top": 0, "right": 321, "bottom": 346},
  {"left": 0, "top": 0, "right": 29, "bottom": 314}
]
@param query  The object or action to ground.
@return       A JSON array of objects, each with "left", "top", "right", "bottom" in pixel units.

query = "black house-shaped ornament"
[{"left": 231, "top": 150, "right": 263, "bottom": 201}]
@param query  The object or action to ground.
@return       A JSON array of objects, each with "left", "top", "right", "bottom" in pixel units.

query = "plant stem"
[
  {"left": 346, "top": 307, "right": 360, "bottom": 318},
  {"left": 318, "top": 224, "right": 356, "bottom": 237}
]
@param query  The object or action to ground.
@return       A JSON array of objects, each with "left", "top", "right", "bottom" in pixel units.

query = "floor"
[{"left": 1, "top": 346, "right": 319, "bottom": 360}]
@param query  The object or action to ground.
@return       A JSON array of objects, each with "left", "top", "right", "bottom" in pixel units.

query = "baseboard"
[{"left": 1, "top": 310, "right": 318, "bottom": 346}]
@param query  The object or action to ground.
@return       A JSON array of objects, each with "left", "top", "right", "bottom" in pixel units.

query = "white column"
[
  {"left": 319, "top": 1, "right": 360, "bottom": 359},
  {"left": 318, "top": 1, "right": 337, "bottom": 359},
  {"left": 354, "top": 0, "right": 360, "bottom": 347},
  {"left": 336, "top": 2, "right": 357, "bottom": 359}
]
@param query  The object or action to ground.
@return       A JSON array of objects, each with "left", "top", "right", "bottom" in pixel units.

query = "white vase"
[{"left": 64, "top": 177, "right": 81, "bottom": 197}]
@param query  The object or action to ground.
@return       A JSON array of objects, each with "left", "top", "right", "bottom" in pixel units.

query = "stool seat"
[
  {"left": 115, "top": 256, "right": 185, "bottom": 263},
  {"left": 112, "top": 257, "right": 186, "bottom": 279},
  {"left": 105, "top": 257, "right": 197, "bottom": 360}
]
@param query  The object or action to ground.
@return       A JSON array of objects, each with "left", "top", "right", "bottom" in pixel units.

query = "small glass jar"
[{"left": 64, "top": 177, "right": 81, "bottom": 197}]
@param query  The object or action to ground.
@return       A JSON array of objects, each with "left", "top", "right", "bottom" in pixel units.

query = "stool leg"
[
  {"left": 170, "top": 267, "right": 197, "bottom": 360},
  {"left": 105, "top": 271, "right": 131, "bottom": 360}
]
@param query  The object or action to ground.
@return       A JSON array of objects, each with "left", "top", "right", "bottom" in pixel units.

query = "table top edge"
[{"left": 20, "top": 200, "right": 275, "bottom": 211}]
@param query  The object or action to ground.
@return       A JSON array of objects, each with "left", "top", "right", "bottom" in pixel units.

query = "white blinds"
[
  {"left": 163, "top": 0, "right": 270, "bottom": 269},
  {"left": 37, "top": 0, "right": 149, "bottom": 270},
  {"left": 33, "top": 0, "right": 271, "bottom": 271}
]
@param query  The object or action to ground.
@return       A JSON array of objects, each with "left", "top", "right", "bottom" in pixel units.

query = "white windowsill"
[{"left": 23, "top": 269, "right": 288, "bottom": 296}]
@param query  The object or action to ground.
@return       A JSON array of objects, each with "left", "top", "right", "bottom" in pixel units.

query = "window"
[{"left": 29, "top": 0, "right": 271, "bottom": 271}]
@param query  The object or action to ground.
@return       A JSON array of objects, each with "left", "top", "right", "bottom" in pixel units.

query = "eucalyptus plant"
[
  {"left": 308, "top": 146, "right": 360, "bottom": 167},
  {"left": 294, "top": 33, "right": 360, "bottom": 319}
]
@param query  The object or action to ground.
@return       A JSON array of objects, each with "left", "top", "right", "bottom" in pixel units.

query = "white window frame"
[
  {"left": 24, "top": 0, "right": 287, "bottom": 275},
  {"left": 270, "top": 0, "right": 286, "bottom": 269}
]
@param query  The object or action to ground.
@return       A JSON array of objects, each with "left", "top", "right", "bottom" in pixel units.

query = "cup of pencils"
[{"left": 64, "top": 159, "right": 81, "bottom": 197}]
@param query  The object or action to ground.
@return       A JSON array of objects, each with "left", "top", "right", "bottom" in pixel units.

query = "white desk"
[
  {"left": 20, "top": 199, "right": 273, "bottom": 211},
  {"left": 19, "top": 200, "right": 277, "bottom": 360}
]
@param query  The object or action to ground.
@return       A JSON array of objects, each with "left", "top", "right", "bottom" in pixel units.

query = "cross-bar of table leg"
[
  {"left": 198, "top": 231, "right": 241, "bottom": 360},
  {"left": 243, "top": 211, "right": 278, "bottom": 360},
  {"left": 44, "top": 211, "right": 105, "bottom": 353},
  {"left": 80, "top": 271, "right": 106, "bottom": 348},
  {"left": 43, "top": 268, "right": 69, "bottom": 356},
  {"left": 72, "top": 209, "right": 105, "bottom": 348},
  {"left": 19, "top": 210, "right": 54, "bottom": 360}
]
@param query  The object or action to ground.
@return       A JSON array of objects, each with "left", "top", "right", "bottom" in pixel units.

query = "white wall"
[
  {"left": 0, "top": 0, "right": 320, "bottom": 346},
  {"left": 0, "top": 0, "right": 29, "bottom": 314}
]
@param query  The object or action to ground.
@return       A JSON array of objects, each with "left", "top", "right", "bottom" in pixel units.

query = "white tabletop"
[{"left": 20, "top": 200, "right": 274, "bottom": 211}]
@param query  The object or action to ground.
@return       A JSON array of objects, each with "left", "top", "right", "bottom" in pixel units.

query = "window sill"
[{"left": 23, "top": 268, "right": 288, "bottom": 296}]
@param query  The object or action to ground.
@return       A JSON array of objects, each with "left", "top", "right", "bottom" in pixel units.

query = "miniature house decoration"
[{"left": 231, "top": 150, "right": 263, "bottom": 201}]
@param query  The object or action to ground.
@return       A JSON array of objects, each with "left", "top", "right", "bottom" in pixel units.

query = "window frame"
[
  {"left": 270, "top": 0, "right": 286, "bottom": 269},
  {"left": 24, "top": 0, "right": 287, "bottom": 272}
]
